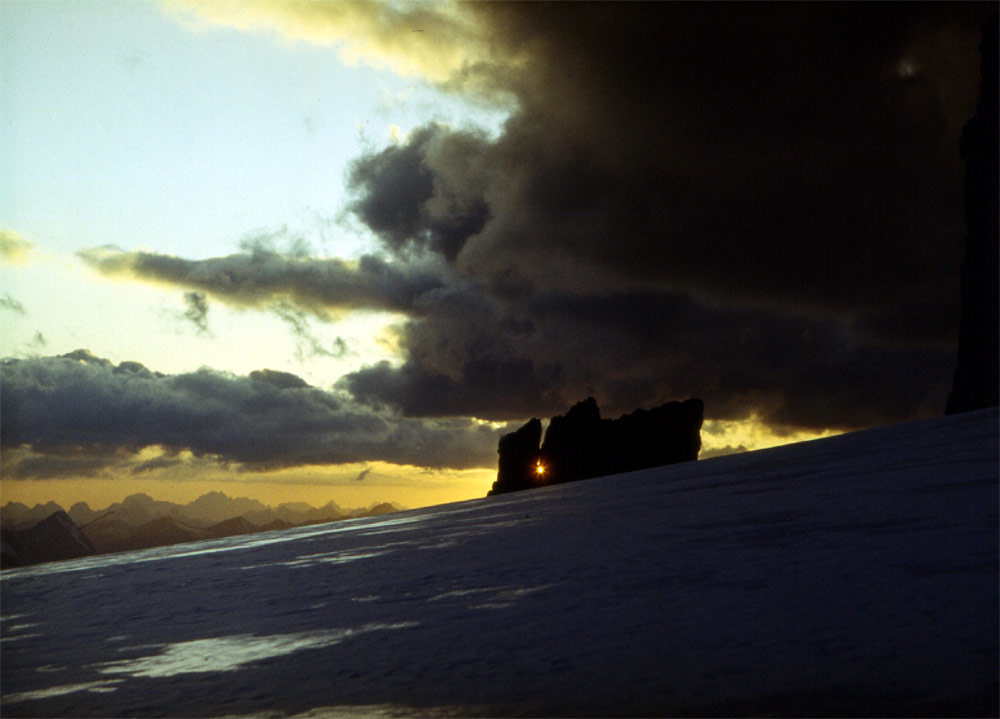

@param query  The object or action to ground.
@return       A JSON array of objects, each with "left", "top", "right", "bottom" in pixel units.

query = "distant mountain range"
[
  {"left": 2, "top": 491, "right": 403, "bottom": 531},
  {"left": 0, "top": 492, "right": 404, "bottom": 568}
]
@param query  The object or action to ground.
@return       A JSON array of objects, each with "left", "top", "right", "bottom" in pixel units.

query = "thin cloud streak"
[
  {"left": 78, "top": 245, "right": 447, "bottom": 318},
  {"left": 0, "top": 229, "right": 34, "bottom": 264},
  {"left": 0, "top": 294, "right": 26, "bottom": 315},
  {"left": 182, "top": 291, "right": 210, "bottom": 334}
]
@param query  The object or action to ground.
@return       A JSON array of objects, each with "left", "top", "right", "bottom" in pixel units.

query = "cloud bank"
[{"left": 1, "top": 351, "right": 503, "bottom": 478}]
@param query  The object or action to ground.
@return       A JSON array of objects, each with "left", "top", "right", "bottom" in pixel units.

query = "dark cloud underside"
[{"left": 0, "top": 353, "right": 502, "bottom": 474}]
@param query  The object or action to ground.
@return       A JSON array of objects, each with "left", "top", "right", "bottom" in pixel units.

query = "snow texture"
[{"left": 1, "top": 409, "right": 997, "bottom": 717}]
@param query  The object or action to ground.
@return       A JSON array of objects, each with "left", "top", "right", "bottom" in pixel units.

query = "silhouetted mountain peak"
[
  {"left": 37, "top": 510, "right": 73, "bottom": 530},
  {"left": 186, "top": 492, "right": 268, "bottom": 522},
  {"left": 1, "top": 501, "right": 67, "bottom": 530},
  {"left": 1, "top": 510, "right": 95, "bottom": 568},
  {"left": 366, "top": 502, "right": 398, "bottom": 516},
  {"left": 67, "top": 502, "right": 99, "bottom": 527},
  {"left": 122, "top": 493, "right": 156, "bottom": 507}
]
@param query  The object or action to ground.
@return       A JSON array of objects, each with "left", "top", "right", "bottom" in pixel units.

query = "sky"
[{"left": 1, "top": 1, "right": 993, "bottom": 511}]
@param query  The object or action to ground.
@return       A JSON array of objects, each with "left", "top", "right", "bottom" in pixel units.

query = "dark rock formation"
[
  {"left": 1, "top": 511, "right": 96, "bottom": 569},
  {"left": 947, "top": 15, "right": 999, "bottom": 414},
  {"left": 488, "top": 398, "right": 703, "bottom": 496},
  {"left": 490, "top": 417, "right": 543, "bottom": 495},
  {"left": 538, "top": 397, "right": 604, "bottom": 487}
]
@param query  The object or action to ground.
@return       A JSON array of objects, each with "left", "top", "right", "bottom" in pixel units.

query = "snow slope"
[{"left": 1, "top": 409, "right": 997, "bottom": 717}]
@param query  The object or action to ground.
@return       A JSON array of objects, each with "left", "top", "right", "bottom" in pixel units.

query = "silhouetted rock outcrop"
[
  {"left": 538, "top": 397, "right": 603, "bottom": 487},
  {"left": 947, "top": 15, "right": 999, "bottom": 414},
  {"left": 1, "top": 511, "right": 96, "bottom": 568},
  {"left": 68, "top": 501, "right": 99, "bottom": 527},
  {"left": 489, "top": 398, "right": 703, "bottom": 496},
  {"left": 490, "top": 417, "right": 543, "bottom": 495}
]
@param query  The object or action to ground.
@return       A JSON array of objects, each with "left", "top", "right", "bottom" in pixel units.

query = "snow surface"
[{"left": 1, "top": 409, "right": 997, "bottom": 717}]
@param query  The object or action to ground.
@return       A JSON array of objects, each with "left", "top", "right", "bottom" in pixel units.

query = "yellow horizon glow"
[
  {"left": 0, "top": 418, "right": 842, "bottom": 514},
  {"left": 700, "top": 416, "right": 841, "bottom": 458},
  {"left": 0, "top": 464, "right": 497, "bottom": 513}
]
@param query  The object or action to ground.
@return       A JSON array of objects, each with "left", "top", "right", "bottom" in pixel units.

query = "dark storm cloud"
[
  {"left": 8, "top": 454, "right": 120, "bottom": 480},
  {"left": 439, "top": 3, "right": 984, "bottom": 312},
  {"left": 0, "top": 352, "right": 502, "bottom": 475},
  {"left": 78, "top": 245, "right": 446, "bottom": 317},
  {"left": 338, "top": 280, "right": 562, "bottom": 420},
  {"left": 248, "top": 368, "right": 310, "bottom": 389},
  {"left": 340, "top": 289, "right": 953, "bottom": 430},
  {"left": 347, "top": 124, "right": 492, "bottom": 261},
  {"left": 333, "top": 2, "right": 989, "bottom": 432}
]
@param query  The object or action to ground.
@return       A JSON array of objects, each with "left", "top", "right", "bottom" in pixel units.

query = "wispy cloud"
[
  {"left": 0, "top": 230, "right": 34, "bottom": 265},
  {"left": 78, "top": 245, "right": 446, "bottom": 317},
  {"left": 270, "top": 301, "right": 351, "bottom": 362},
  {"left": 354, "top": 467, "right": 372, "bottom": 482},
  {"left": 0, "top": 294, "right": 26, "bottom": 314},
  {"left": 182, "top": 291, "right": 210, "bottom": 335}
]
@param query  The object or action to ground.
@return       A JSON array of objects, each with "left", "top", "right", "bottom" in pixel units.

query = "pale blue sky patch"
[{"left": 0, "top": 0, "right": 507, "bottom": 385}]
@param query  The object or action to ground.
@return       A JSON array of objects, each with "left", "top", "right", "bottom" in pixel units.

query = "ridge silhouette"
[{"left": 489, "top": 397, "right": 703, "bottom": 496}]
